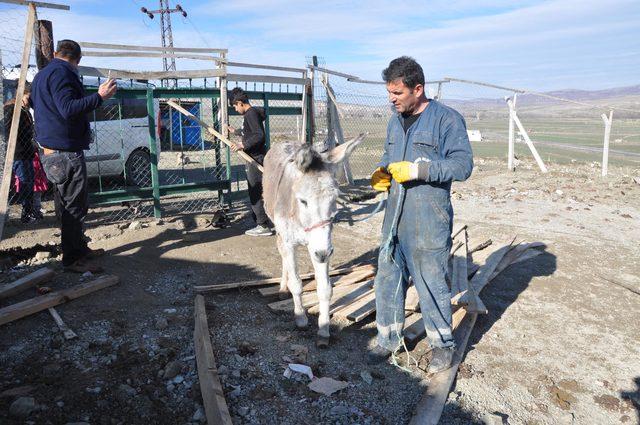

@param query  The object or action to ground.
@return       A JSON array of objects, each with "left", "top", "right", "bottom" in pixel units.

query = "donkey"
[{"left": 262, "top": 135, "right": 365, "bottom": 347}]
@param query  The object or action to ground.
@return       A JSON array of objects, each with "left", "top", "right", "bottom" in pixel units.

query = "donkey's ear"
[
  {"left": 294, "top": 144, "right": 323, "bottom": 172},
  {"left": 324, "top": 133, "right": 366, "bottom": 164}
]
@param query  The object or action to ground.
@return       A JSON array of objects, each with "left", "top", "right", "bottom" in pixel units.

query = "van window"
[{"left": 92, "top": 98, "right": 148, "bottom": 122}]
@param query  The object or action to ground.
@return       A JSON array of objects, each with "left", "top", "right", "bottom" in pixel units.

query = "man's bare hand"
[
  {"left": 98, "top": 78, "right": 117, "bottom": 100},
  {"left": 227, "top": 124, "right": 236, "bottom": 134},
  {"left": 230, "top": 142, "right": 243, "bottom": 152}
]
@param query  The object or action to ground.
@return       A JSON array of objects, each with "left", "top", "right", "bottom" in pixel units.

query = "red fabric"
[{"left": 33, "top": 152, "right": 48, "bottom": 192}]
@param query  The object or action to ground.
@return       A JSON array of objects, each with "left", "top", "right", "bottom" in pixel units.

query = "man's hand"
[
  {"left": 98, "top": 78, "right": 117, "bottom": 100},
  {"left": 230, "top": 142, "right": 243, "bottom": 152},
  {"left": 371, "top": 166, "right": 392, "bottom": 192},
  {"left": 227, "top": 124, "right": 236, "bottom": 134},
  {"left": 387, "top": 161, "right": 427, "bottom": 183}
]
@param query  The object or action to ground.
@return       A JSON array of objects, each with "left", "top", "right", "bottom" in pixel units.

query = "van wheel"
[{"left": 125, "top": 149, "right": 152, "bottom": 187}]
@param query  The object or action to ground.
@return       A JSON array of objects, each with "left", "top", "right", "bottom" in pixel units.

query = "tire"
[{"left": 125, "top": 149, "right": 152, "bottom": 187}]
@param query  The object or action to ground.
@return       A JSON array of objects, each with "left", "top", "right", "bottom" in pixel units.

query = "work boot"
[
  {"left": 82, "top": 247, "right": 105, "bottom": 260},
  {"left": 366, "top": 345, "right": 392, "bottom": 365},
  {"left": 428, "top": 347, "right": 455, "bottom": 374},
  {"left": 245, "top": 225, "right": 274, "bottom": 237},
  {"left": 63, "top": 259, "right": 104, "bottom": 274}
]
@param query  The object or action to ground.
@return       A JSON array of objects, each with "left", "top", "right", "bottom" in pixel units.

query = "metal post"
[
  {"left": 601, "top": 110, "right": 613, "bottom": 177},
  {"left": 146, "top": 88, "right": 162, "bottom": 218},
  {"left": 436, "top": 82, "right": 443, "bottom": 100},
  {"left": 263, "top": 93, "right": 271, "bottom": 150},
  {"left": 507, "top": 93, "right": 517, "bottom": 171},
  {"left": 219, "top": 51, "right": 231, "bottom": 207}
]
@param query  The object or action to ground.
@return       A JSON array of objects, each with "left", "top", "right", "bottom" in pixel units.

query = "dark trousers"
[
  {"left": 245, "top": 162, "right": 270, "bottom": 227},
  {"left": 40, "top": 151, "right": 89, "bottom": 266},
  {"left": 12, "top": 159, "right": 34, "bottom": 216}
]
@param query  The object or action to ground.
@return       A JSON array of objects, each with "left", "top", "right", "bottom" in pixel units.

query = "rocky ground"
[{"left": 0, "top": 157, "right": 639, "bottom": 424}]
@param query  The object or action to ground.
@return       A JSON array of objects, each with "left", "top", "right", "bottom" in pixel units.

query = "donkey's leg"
[
  {"left": 309, "top": 250, "right": 332, "bottom": 348},
  {"left": 276, "top": 234, "right": 289, "bottom": 300},
  {"left": 282, "top": 242, "right": 307, "bottom": 328}
]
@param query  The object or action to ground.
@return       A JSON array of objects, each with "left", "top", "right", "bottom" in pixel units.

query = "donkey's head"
[{"left": 289, "top": 134, "right": 365, "bottom": 263}]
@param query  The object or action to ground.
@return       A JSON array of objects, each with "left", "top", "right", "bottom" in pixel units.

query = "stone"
[
  {"left": 360, "top": 370, "right": 373, "bottom": 385},
  {"left": 35, "top": 251, "right": 51, "bottom": 261},
  {"left": 116, "top": 384, "right": 136, "bottom": 402},
  {"left": 128, "top": 221, "right": 143, "bottom": 231},
  {"left": 329, "top": 405, "right": 350, "bottom": 416},
  {"left": 9, "top": 397, "right": 36, "bottom": 418},
  {"left": 163, "top": 360, "right": 183, "bottom": 379},
  {"left": 173, "top": 375, "right": 184, "bottom": 384},
  {"left": 238, "top": 406, "right": 249, "bottom": 417},
  {"left": 155, "top": 317, "right": 169, "bottom": 330},
  {"left": 192, "top": 407, "right": 206, "bottom": 423}
]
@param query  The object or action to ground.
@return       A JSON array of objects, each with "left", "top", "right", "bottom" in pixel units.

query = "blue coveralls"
[{"left": 374, "top": 100, "right": 473, "bottom": 350}]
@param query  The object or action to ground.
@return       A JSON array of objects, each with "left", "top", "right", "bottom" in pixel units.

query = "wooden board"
[
  {"left": 78, "top": 66, "right": 225, "bottom": 80},
  {"left": 307, "top": 282, "right": 373, "bottom": 315},
  {"left": 346, "top": 298, "right": 377, "bottom": 322},
  {"left": 0, "top": 3, "right": 36, "bottom": 242},
  {"left": 0, "top": 0, "right": 70, "bottom": 10},
  {"left": 409, "top": 311, "right": 478, "bottom": 425},
  {"left": 301, "top": 265, "right": 375, "bottom": 293},
  {"left": 194, "top": 295, "right": 232, "bottom": 425},
  {"left": 405, "top": 285, "right": 420, "bottom": 311},
  {"left": 81, "top": 51, "right": 222, "bottom": 62},
  {"left": 0, "top": 275, "right": 119, "bottom": 326},
  {"left": 48, "top": 307, "right": 77, "bottom": 340},
  {"left": 268, "top": 282, "right": 369, "bottom": 312},
  {"left": 0, "top": 267, "right": 55, "bottom": 300},
  {"left": 78, "top": 41, "right": 227, "bottom": 54},
  {"left": 196, "top": 266, "right": 367, "bottom": 293}
]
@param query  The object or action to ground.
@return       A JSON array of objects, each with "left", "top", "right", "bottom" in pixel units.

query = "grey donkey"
[{"left": 263, "top": 135, "right": 366, "bottom": 347}]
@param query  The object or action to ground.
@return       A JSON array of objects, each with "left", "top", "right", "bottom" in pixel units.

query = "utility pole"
[{"left": 140, "top": 1, "right": 187, "bottom": 87}]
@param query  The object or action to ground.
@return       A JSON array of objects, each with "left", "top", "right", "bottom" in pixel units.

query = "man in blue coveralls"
[{"left": 368, "top": 57, "right": 473, "bottom": 373}]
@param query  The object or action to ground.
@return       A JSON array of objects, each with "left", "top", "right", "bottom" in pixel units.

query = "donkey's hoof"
[
  {"left": 294, "top": 316, "right": 308, "bottom": 329},
  {"left": 278, "top": 291, "right": 289, "bottom": 300},
  {"left": 316, "top": 336, "right": 330, "bottom": 349}
]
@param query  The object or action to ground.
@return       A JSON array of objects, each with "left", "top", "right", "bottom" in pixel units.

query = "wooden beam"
[
  {"left": 78, "top": 41, "right": 226, "bottom": 54},
  {"left": 78, "top": 66, "right": 225, "bottom": 80},
  {"left": 0, "top": 0, "right": 69, "bottom": 10},
  {"left": 307, "top": 280, "right": 373, "bottom": 315},
  {"left": 0, "top": 275, "right": 119, "bottom": 326},
  {"left": 33, "top": 19, "right": 54, "bottom": 70},
  {"left": 227, "top": 61, "right": 306, "bottom": 74},
  {"left": 226, "top": 73, "right": 306, "bottom": 86},
  {"left": 267, "top": 283, "right": 368, "bottom": 312},
  {"left": 167, "top": 100, "right": 263, "bottom": 172},
  {"left": 0, "top": 3, "right": 36, "bottom": 242},
  {"left": 332, "top": 291, "right": 376, "bottom": 321},
  {"left": 194, "top": 265, "right": 367, "bottom": 293},
  {"left": 81, "top": 51, "right": 223, "bottom": 62},
  {"left": 409, "top": 311, "right": 478, "bottom": 425},
  {"left": 0, "top": 267, "right": 55, "bottom": 300},
  {"left": 194, "top": 295, "right": 232, "bottom": 425}
]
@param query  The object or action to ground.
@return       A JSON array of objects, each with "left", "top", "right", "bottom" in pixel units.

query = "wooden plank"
[
  {"left": 332, "top": 290, "right": 376, "bottom": 319},
  {"left": 0, "top": 3, "right": 36, "bottom": 242},
  {"left": 226, "top": 61, "right": 306, "bottom": 73},
  {"left": 48, "top": 307, "right": 77, "bottom": 340},
  {"left": 81, "top": 51, "right": 223, "bottom": 62},
  {"left": 78, "top": 41, "right": 227, "bottom": 54},
  {"left": 226, "top": 73, "right": 306, "bottom": 86},
  {"left": 194, "top": 295, "right": 232, "bottom": 425},
  {"left": 195, "top": 266, "right": 365, "bottom": 293},
  {"left": 0, "top": 267, "right": 55, "bottom": 300},
  {"left": 268, "top": 283, "right": 368, "bottom": 313},
  {"left": 409, "top": 311, "right": 478, "bottom": 425},
  {"left": 346, "top": 298, "right": 376, "bottom": 322},
  {"left": 0, "top": 0, "right": 70, "bottom": 10},
  {"left": 259, "top": 264, "right": 373, "bottom": 297},
  {"left": 470, "top": 239, "right": 515, "bottom": 294},
  {"left": 0, "top": 275, "right": 119, "bottom": 326},
  {"left": 34, "top": 19, "right": 54, "bottom": 70},
  {"left": 77, "top": 66, "right": 225, "bottom": 80},
  {"left": 167, "top": 100, "right": 263, "bottom": 172},
  {"left": 307, "top": 282, "right": 374, "bottom": 315},
  {"left": 405, "top": 285, "right": 420, "bottom": 311}
]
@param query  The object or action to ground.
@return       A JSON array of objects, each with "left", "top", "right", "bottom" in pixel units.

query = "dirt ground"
[{"left": 0, "top": 157, "right": 639, "bottom": 425}]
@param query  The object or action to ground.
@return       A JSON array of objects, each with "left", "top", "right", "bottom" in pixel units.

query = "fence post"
[
  {"left": 507, "top": 93, "right": 517, "bottom": 171},
  {"left": 33, "top": 19, "right": 54, "bottom": 70},
  {"left": 601, "top": 110, "right": 613, "bottom": 177},
  {"left": 219, "top": 51, "right": 230, "bottom": 207},
  {"left": 146, "top": 88, "right": 161, "bottom": 218},
  {"left": 263, "top": 93, "right": 271, "bottom": 149},
  {"left": 506, "top": 97, "right": 548, "bottom": 173}
]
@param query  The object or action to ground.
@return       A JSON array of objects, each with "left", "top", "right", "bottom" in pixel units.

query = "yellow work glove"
[
  {"left": 370, "top": 166, "right": 392, "bottom": 192},
  {"left": 387, "top": 161, "right": 421, "bottom": 183}
]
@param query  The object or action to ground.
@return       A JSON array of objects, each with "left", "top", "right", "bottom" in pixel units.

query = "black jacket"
[
  {"left": 237, "top": 106, "right": 267, "bottom": 163},
  {"left": 30, "top": 58, "right": 103, "bottom": 151},
  {"left": 3, "top": 101, "right": 36, "bottom": 161}
]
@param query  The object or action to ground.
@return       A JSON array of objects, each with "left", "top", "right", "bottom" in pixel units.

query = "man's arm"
[
  {"left": 241, "top": 109, "right": 265, "bottom": 151},
  {"left": 424, "top": 113, "right": 473, "bottom": 183},
  {"left": 49, "top": 70, "right": 104, "bottom": 119}
]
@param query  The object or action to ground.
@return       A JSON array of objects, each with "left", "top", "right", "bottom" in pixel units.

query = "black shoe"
[
  {"left": 366, "top": 345, "right": 392, "bottom": 365},
  {"left": 31, "top": 210, "right": 44, "bottom": 220},
  {"left": 82, "top": 247, "right": 105, "bottom": 260},
  {"left": 20, "top": 212, "right": 37, "bottom": 224},
  {"left": 428, "top": 347, "right": 455, "bottom": 374}
]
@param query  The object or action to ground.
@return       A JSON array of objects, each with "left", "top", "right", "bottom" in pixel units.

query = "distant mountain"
[{"left": 515, "top": 84, "right": 640, "bottom": 105}]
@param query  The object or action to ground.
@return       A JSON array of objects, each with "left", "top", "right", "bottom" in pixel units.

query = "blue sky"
[{"left": 8, "top": 0, "right": 640, "bottom": 91}]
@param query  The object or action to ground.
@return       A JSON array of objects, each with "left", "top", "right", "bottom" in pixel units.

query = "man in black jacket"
[
  {"left": 30, "top": 39, "right": 116, "bottom": 272},
  {"left": 227, "top": 87, "right": 273, "bottom": 236}
]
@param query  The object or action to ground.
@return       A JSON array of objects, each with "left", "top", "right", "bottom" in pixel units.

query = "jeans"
[
  {"left": 374, "top": 214, "right": 454, "bottom": 351},
  {"left": 12, "top": 159, "right": 34, "bottom": 216},
  {"left": 40, "top": 151, "right": 89, "bottom": 266},
  {"left": 245, "top": 162, "right": 270, "bottom": 227}
]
